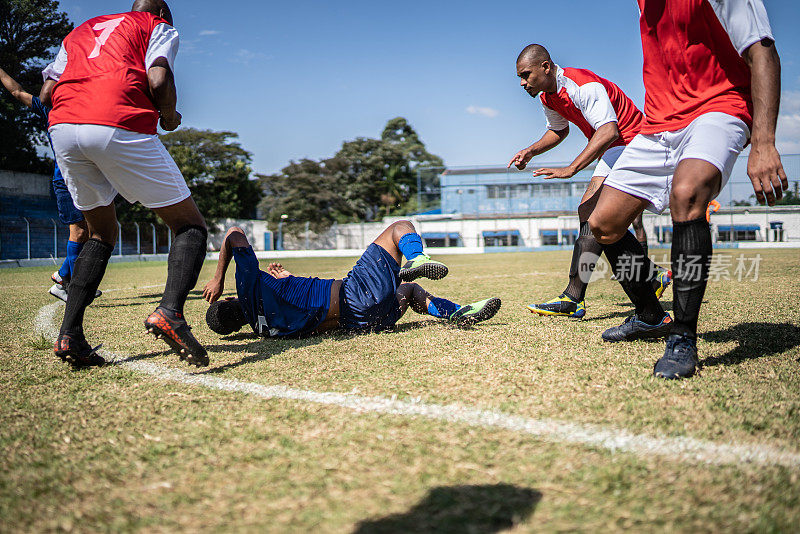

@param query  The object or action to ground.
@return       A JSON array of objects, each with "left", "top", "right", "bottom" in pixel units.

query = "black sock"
[
  {"left": 159, "top": 225, "right": 207, "bottom": 315},
  {"left": 639, "top": 240, "right": 649, "bottom": 258},
  {"left": 671, "top": 217, "right": 712, "bottom": 338},
  {"left": 60, "top": 238, "right": 113, "bottom": 336},
  {"left": 602, "top": 232, "right": 664, "bottom": 325},
  {"left": 563, "top": 221, "right": 602, "bottom": 302}
]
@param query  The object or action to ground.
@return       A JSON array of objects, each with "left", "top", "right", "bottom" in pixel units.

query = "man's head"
[
  {"left": 132, "top": 0, "right": 173, "bottom": 25},
  {"left": 516, "top": 44, "right": 556, "bottom": 98},
  {"left": 206, "top": 298, "right": 248, "bottom": 335}
]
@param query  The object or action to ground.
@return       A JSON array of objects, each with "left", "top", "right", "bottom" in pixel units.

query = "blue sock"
[
  {"left": 427, "top": 297, "right": 460, "bottom": 318},
  {"left": 63, "top": 240, "right": 84, "bottom": 280},
  {"left": 398, "top": 232, "right": 424, "bottom": 261}
]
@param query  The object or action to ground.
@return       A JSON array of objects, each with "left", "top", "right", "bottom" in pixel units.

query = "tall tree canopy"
[
  {"left": 117, "top": 128, "right": 264, "bottom": 222},
  {"left": 259, "top": 117, "right": 444, "bottom": 234},
  {"left": 0, "top": 0, "right": 72, "bottom": 173}
]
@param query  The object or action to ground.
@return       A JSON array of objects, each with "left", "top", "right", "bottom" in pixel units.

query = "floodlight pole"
[
  {"left": 22, "top": 217, "right": 30, "bottom": 259},
  {"left": 51, "top": 218, "right": 58, "bottom": 258},
  {"left": 304, "top": 221, "right": 310, "bottom": 250},
  {"left": 150, "top": 223, "right": 156, "bottom": 254},
  {"left": 134, "top": 222, "right": 141, "bottom": 255}
]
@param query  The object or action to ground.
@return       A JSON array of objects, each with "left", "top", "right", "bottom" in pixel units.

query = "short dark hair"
[{"left": 206, "top": 300, "right": 247, "bottom": 335}]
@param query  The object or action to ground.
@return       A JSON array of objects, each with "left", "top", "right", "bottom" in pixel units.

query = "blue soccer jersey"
[{"left": 233, "top": 246, "right": 334, "bottom": 337}]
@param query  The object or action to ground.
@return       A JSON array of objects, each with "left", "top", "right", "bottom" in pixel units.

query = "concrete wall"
[{"left": 0, "top": 170, "right": 51, "bottom": 198}]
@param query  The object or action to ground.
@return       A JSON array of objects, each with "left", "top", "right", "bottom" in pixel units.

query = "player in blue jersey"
[
  {"left": 0, "top": 67, "right": 99, "bottom": 303},
  {"left": 202, "top": 220, "right": 501, "bottom": 338}
]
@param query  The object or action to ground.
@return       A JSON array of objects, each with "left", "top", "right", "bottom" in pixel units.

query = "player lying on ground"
[
  {"left": 587, "top": 0, "right": 784, "bottom": 379},
  {"left": 46, "top": 0, "right": 210, "bottom": 369},
  {"left": 508, "top": 44, "right": 670, "bottom": 319},
  {"left": 0, "top": 67, "right": 99, "bottom": 304},
  {"left": 202, "top": 221, "right": 501, "bottom": 339}
]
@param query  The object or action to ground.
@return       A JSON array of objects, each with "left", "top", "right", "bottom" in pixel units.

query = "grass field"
[{"left": 1, "top": 248, "right": 799, "bottom": 532}]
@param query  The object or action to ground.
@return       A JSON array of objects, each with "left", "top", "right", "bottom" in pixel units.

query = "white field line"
[{"left": 34, "top": 302, "right": 800, "bottom": 469}]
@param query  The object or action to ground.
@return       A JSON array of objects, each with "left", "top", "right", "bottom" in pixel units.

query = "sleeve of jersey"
[
  {"left": 232, "top": 246, "right": 260, "bottom": 296},
  {"left": 145, "top": 23, "right": 180, "bottom": 72},
  {"left": 711, "top": 0, "right": 774, "bottom": 55},
  {"left": 542, "top": 104, "right": 568, "bottom": 131},
  {"left": 41, "top": 44, "right": 67, "bottom": 82},
  {"left": 575, "top": 82, "right": 618, "bottom": 130}
]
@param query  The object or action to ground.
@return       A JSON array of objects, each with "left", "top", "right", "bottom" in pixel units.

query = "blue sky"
[{"left": 57, "top": 0, "right": 800, "bottom": 175}]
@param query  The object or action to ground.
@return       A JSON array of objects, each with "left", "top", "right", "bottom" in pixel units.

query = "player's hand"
[
  {"left": 508, "top": 148, "right": 534, "bottom": 170},
  {"left": 266, "top": 262, "right": 293, "bottom": 279},
  {"left": 203, "top": 277, "right": 224, "bottom": 303},
  {"left": 533, "top": 166, "right": 575, "bottom": 179},
  {"left": 160, "top": 110, "right": 182, "bottom": 131},
  {"left": 747, "top": 142, "right": 787, "bottom": 206}
]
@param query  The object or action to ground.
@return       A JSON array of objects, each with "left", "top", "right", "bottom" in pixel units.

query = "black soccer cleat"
[
  {"left": 54, "top": 333, "right": 105, "bottom": 368},
  {"left": 654, "top": 334, "right": 699, "bottom": 379},
  {"left": 602, "top": 313, "right": 673, "bottom": 342},
  {"left": 144, "top": 307, "right": 209, "bottom": 367},
  {"left": 399, "top": 254, "right": 449, "bottom": 282},
  {"left": 449, "top": 297, "right": 502, "bottom": 327}
]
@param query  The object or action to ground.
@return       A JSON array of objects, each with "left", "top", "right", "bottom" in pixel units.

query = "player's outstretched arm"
[
  {"left": 744, "top": 39, "right": 786, "bottom": 206},
  {"left": 508, "top": 127, "right": 568, "bottom": 170},
  {"left": 203, "top": 227, "right": 249, "bottom": 302},
  {"left": 0, "top": 67, "right": 33, "bottom": 108},
  {"left": 147, "top": 57, "right": 181, "bottom": 131},
  {"left": 534, "top": 121, "right": 619, "bottom": 179}
]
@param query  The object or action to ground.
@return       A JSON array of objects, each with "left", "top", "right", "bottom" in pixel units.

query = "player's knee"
[
  {"left": 577, "top": 201, "right": 594, "bottom": 222},
  {"left": 588, "top": 214, "right": 624, "bottom": 245},
  {"left": 670, "top": 183, "right": 706, "bottom": 220}
]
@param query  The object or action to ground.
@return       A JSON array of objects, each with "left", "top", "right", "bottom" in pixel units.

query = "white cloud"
[
  {"left": 199, "top": 30, "right": 221, "bottom": 36},
  {"left": 777, "top": 90, "right": 800, "bottom": 153},
  {"left": 230, "top": 48, "right": 271, "bottom": 65},
  {"left": 466, "top": 105, "right": 499, "bottom": 118}
]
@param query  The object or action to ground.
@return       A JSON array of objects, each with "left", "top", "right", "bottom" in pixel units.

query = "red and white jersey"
[
  {"left": 45, "top": 11, "right": 179, "bottom": 135},
  {"left": 637, "top": 0, "right": 773, "bottom": 134},
  {"left": 539, "top": 65, "right": 644, "bottom": 148}
]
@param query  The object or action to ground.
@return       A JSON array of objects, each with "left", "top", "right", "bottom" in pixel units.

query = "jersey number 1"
[{"left": 88, "top": 17, "right": 125, "bottom": 59}]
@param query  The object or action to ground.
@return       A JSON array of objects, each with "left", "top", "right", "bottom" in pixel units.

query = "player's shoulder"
[{"left": 561, "top": 67, "right": 604, "bottom": 87}]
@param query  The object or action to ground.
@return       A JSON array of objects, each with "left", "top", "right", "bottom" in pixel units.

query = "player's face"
[{"left": 517, "top": 58, "right": 550, "bottom": 97}]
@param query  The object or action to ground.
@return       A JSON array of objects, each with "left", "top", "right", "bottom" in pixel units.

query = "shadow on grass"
[
  {"left": 700, "top": 322, "right": 800, "bottom": 367},
  {"left": 353, "top": 484, "right": 541, "bottom": 534}
]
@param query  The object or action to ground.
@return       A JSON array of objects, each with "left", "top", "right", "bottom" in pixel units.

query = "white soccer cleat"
[{"left": 48, "top": 283, "right": 69, "bottom": 303}]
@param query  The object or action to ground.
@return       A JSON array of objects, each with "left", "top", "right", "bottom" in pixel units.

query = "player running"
[
  {"left": 0, "top": 67, "right": 100, "bottom": 303},
  {"left": 45, "top": 0, "right": 210, "bottom": 368},
  {"left": 203, "top": 221, "right": 501, "bottom": 339},
  {"left": 588, "top": 0, "right": 784, "bottom": 378},
  {"left": 508, "top": 44, "right": 670, "bottom": 319}
]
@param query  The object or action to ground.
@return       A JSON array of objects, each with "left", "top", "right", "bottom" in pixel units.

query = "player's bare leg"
[
  {"left": 589, "top": 186, "right": 671, "bottom": 341},
  {"left": 145, "top": 197, "right": 209, "bottom": 366},
  {"left": 372, "top": 220, "right": 448, "bottom": 282},
  {"left": 54, "top": 204, "right": 117, "bottom": 367},
  {"left": 654, "top": 158, "right": 721, "bottom": 379}
]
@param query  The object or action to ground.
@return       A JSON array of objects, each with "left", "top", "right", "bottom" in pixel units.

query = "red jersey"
[
  {"left": 49, "top": 12, "right": 169, "bottom": 135},
  {"left": 540, "top": 66, "right": 644, "bottom": 148},
  {"left": 637, "top": 0, "right": 773, "bottom": 134}
]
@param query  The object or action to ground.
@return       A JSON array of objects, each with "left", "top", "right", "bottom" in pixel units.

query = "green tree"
[
  {"left": 117, "top": 128, "right": 263, "bottom": 222},
  {"left": 0, "top": 0, "right": 72, "bottom": 173}
]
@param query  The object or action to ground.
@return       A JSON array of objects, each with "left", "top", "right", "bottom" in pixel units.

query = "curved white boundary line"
[{"left": 34, "top": 301, "right": 800, "bottom": 469}]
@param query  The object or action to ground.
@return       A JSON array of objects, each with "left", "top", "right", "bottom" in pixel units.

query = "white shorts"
[
  {"left": 49, "top": 123, "right": 191, "bottom": 211},
  {"left": 602, "top": 112, "right": 749, "bottom": 214},
  {"left": 593, "top": 145, "right": 626, "bottom": 179}
]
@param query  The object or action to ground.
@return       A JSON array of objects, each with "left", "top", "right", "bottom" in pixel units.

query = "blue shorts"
[
  {"left": 52, "top": 167, "right": 84, "bottom": 225},
  {"left": 339, "top": 243, "right": 402, "bottom": 332}
]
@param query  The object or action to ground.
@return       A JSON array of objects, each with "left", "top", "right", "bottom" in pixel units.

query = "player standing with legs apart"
[
  {"left": 0, "top": 68, "right": 100, "bottom": 303},
  {"left": 508, "top": 45, "right": 671, "bottom": 319},
  {"left": 588, "top": 0, "right": 784, "bottom": 378},
  {"left": 45, "top": 0, "right": 210, "bottom": 367},
  {"left": 203, "top": 221, "right": 501, "bottom": 338}
]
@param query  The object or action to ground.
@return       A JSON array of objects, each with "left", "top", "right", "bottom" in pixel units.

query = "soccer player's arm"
[
  {"left": 0, "top": 67, "right": 34, "bottom": 108},
  {"left": 508, "top": 106, "right": 569, "bottom": 170},
  {"left": 533, "top": 83, "right": 620, "bottom": 179},
  {"left": 716, "top": 0, "right": 785, "bottom": 205},
  {"left": 204, "top": 227, "right": 251, "bottom": 302},
  {"left": 145, "top": 24, "right": 181, "bottom": 131}
]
